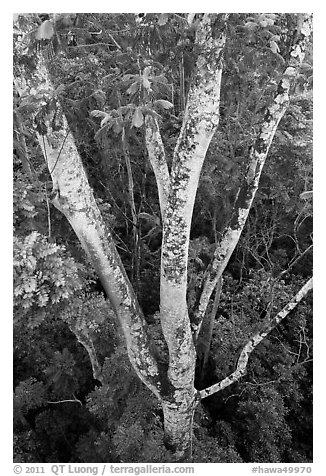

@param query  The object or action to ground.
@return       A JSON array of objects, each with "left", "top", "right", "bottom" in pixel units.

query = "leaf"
[
  {"left": 113, "top": 119, "right": 123, "bottom": 134},
  {"left": 300, "top": 191, "right": 313, "bottom": 200},
  {"left": 122, "top": 74, "right": 137, "bottom": 82},
  {"left": 153, "top": 75, "right": 168, "bottom": 84},
  {"left": 142, "top": 67, "right": 152, "bottom": 90},
  {"left": 154, "top": 99, "right": 173, "bottom": 109},
  {"left": 244, "top": 21, "right": 259, "bottom": 30},
  {"left": 91, "top": 89, "right": 106, "bottom": 108},
  {"left": 14, "top": 77, "right": 27, "bottom": 96},
  {"left": 90, "top": 109, "right": 111, "bottom": 127},
  {"left": 143, "top": 77, "right": 151, "bottom": 90},
  {"left": 270, "top": 40, "right": 280, "bottom": 54},
  {"left": 54, "top": 84, "right": 66, "bottom": 96},
  {"left": 35, "top": 20, "right": 55, "bottom": 40},
  {"left": 143, "top": 66, "right": 151, "bottom": 79},
  {"left": 158, "top": 13, "right": 169, "bottom": 26},
  {"left": 126, "top": 81, "right": 140, "bottom": 95},
  {"left": 118, "top": 105, "right": 133, "bottom": 115},
  {"left": 131, "top": 108, "right": 144, "bottom": 128},
  {"left": 90, "top": 109, "right": 107, "bottom": 119},
  {"left": 145, "top": 109, "right": 162, "bottom": 120},
  {"left": 283, "top": 131, "right": 293, "bottom": 140},
  {"left": 100, "top": 116, "right": 111, "bottom": 127},
  {"left": 265, "top": 13, "right": 277, "bottom": 21},
  {"left": 138, "top": 212, "right": 160, "bottom": 226},
  {"left": 301, "top": 62, "right": 313, "bottom": 71}
]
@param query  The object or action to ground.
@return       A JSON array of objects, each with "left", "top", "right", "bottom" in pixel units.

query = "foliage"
[
  {"left": 193, "top": 436, "right": 243, "bottom": 463},
  {"left": 199, "top": 270, "right": 312, "bottom": 462},
  {"left": 13, "top": 12, "right": 312, "bottom": 463},
  {"left": 13, "top": 231, "right": 85, "bottom": 327},
  {"left": 14, "top": 378, "right": 47, "bottom": 425}
]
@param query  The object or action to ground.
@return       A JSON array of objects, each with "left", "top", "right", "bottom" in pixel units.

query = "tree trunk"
[
  {"left": 192, "top": 13, "right": 313, "bottom": 335},
  {"left": 156, "top": 14, "right": 228, "bottom": 460},
  {"left": 14, "top": 13, "right": 312, "bottom": 462},
  {"left": 161, "top": 393, "right": 198, "bottom": 462},
  {"left": 14, "top": 18, "right": 162, "bottom": 401}
]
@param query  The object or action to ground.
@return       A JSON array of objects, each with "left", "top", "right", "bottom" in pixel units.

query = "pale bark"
[
  {"left": 192, "top": 13, "right": 313, "bottom": 336},
  {"left": 161, "top": 394, "right": 199, "bottom": 462},
  {"left": 199, "top": 277, "right": 313, "bottom": 399},
  {"left": 14, "top": 13, "right": 313, "bottom": 463},
  {"left": 14, "top": 17, "right": 162, "bottom": 400},
  {"left": 42, "top": 110, "right": 161, "bottom": 398},
  {"left": 144, "top": 114, "right": 170, "bottom": 219},
  {"left": 69, "top": 324, "right": 104, "bottom": 384},
  {"left": 158, "top": 14, "right": 229, "bottom": 459},
  {"left": 179, "top": 54, "right": 186, "bottom": 112},
  {"left": 187, "top": 13, "right": 196, "bottom": 26},
  {"left": 143, "top": 14, "right": 229, "bottom": 459}
]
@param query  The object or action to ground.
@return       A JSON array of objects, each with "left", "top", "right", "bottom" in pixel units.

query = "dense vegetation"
[{"left": 13, "top": 13, "right": 312, "bottom": 463}]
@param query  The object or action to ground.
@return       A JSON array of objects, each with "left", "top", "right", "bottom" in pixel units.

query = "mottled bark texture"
[
  {"left": 69, "top": 322, "right": 104, "bottom": 384},
  {"left": 191, "top": 13, "right": 313, "bottom": 336},
  {"left": 153, "top": 14, "right": 229, "bottom": 459},
  {"left": 14, "top": 13, "right": 312, "bottom": 462},
  {"left": 14, "top": 16, "right": 162, "bottom": 400},
  {"left": 199, "top": 278, "right": 313, "bottom": 399},
  {"left": 142, "top": 12, "right": 312, "bottom": 457},
  {"left": 144, "top": 115, "right": 170, "bottom": 219}
]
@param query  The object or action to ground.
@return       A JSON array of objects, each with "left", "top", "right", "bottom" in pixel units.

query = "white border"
[{"left": 4, "top": 4, "right": 325, "bottom": 474}]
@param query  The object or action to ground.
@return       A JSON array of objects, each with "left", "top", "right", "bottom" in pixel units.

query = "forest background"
[{"left": 3, "top": 3, "right": 326, "bottom": 472}]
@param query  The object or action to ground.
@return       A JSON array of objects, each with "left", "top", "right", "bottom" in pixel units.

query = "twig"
[
  {"left": 44, "top": 183, "right": 52, "bottom": 239},
  {"left": 49, "top": 129, "right": 70, "bottom": 175},
  {"left": 108, "top": 33, "right": 121, "bottom": 50},
  {"left": 279, "top": 244, "right": 313, "bottom": 278},
  {"left": 47, "top": 395, "right": 82, "bottom": 405},
  {"left": 199, "top": 277, "right": 312, "bottom": 399}
]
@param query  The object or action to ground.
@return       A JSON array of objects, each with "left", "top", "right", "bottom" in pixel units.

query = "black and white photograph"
[{"left": 11, "top": 8, "right": 316, "bottom": 472}]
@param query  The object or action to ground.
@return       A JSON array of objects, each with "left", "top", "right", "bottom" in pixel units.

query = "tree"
[{"left": 13, "top": 13, "right": 313, "bottom": 462}]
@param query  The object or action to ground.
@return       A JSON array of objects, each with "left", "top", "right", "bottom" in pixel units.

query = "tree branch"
[
  {"left": 69, "top": 323, "right": 104, "bottom": 384},
  {"left": 199, "top": 277, "right": 313, "bottom": 399},
  {"left": 159, "top": 13, "right": 229, "bottom": 392},
  {"left": 280, "top": 243, "right": 313, "bottom": 279},
  {"left": 47, "top": 395, "right": 83, "bottom": 406},
  {"left": 122, "top": 127, "right": 141, "bottom": 291},
  {"left": 171, "top": 14, "right": 229, "bottom": 173},
  {"left": 14, "top": 16, "right": 163, "bottom": 399},
  {"left": 192, "top": 14, "right": 313, "bottom": 335},
  {"left": 144, "top": 114, "right": 170, "bottom": 219}
]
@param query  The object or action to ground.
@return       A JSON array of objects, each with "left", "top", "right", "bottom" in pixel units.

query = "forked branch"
[
  {"left": 199, "top": 277, "right": 313, "bottom": 399},
  {"left": 144, "top": 114, "right": 170, "bottom": 219},
  {"left": 192, "top": 13, "right": 313, "bottom": 336}
]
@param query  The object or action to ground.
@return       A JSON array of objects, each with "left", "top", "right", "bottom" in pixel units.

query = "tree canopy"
[{"left": 13, "top": 13, "right": 312, "bottom": 464}]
